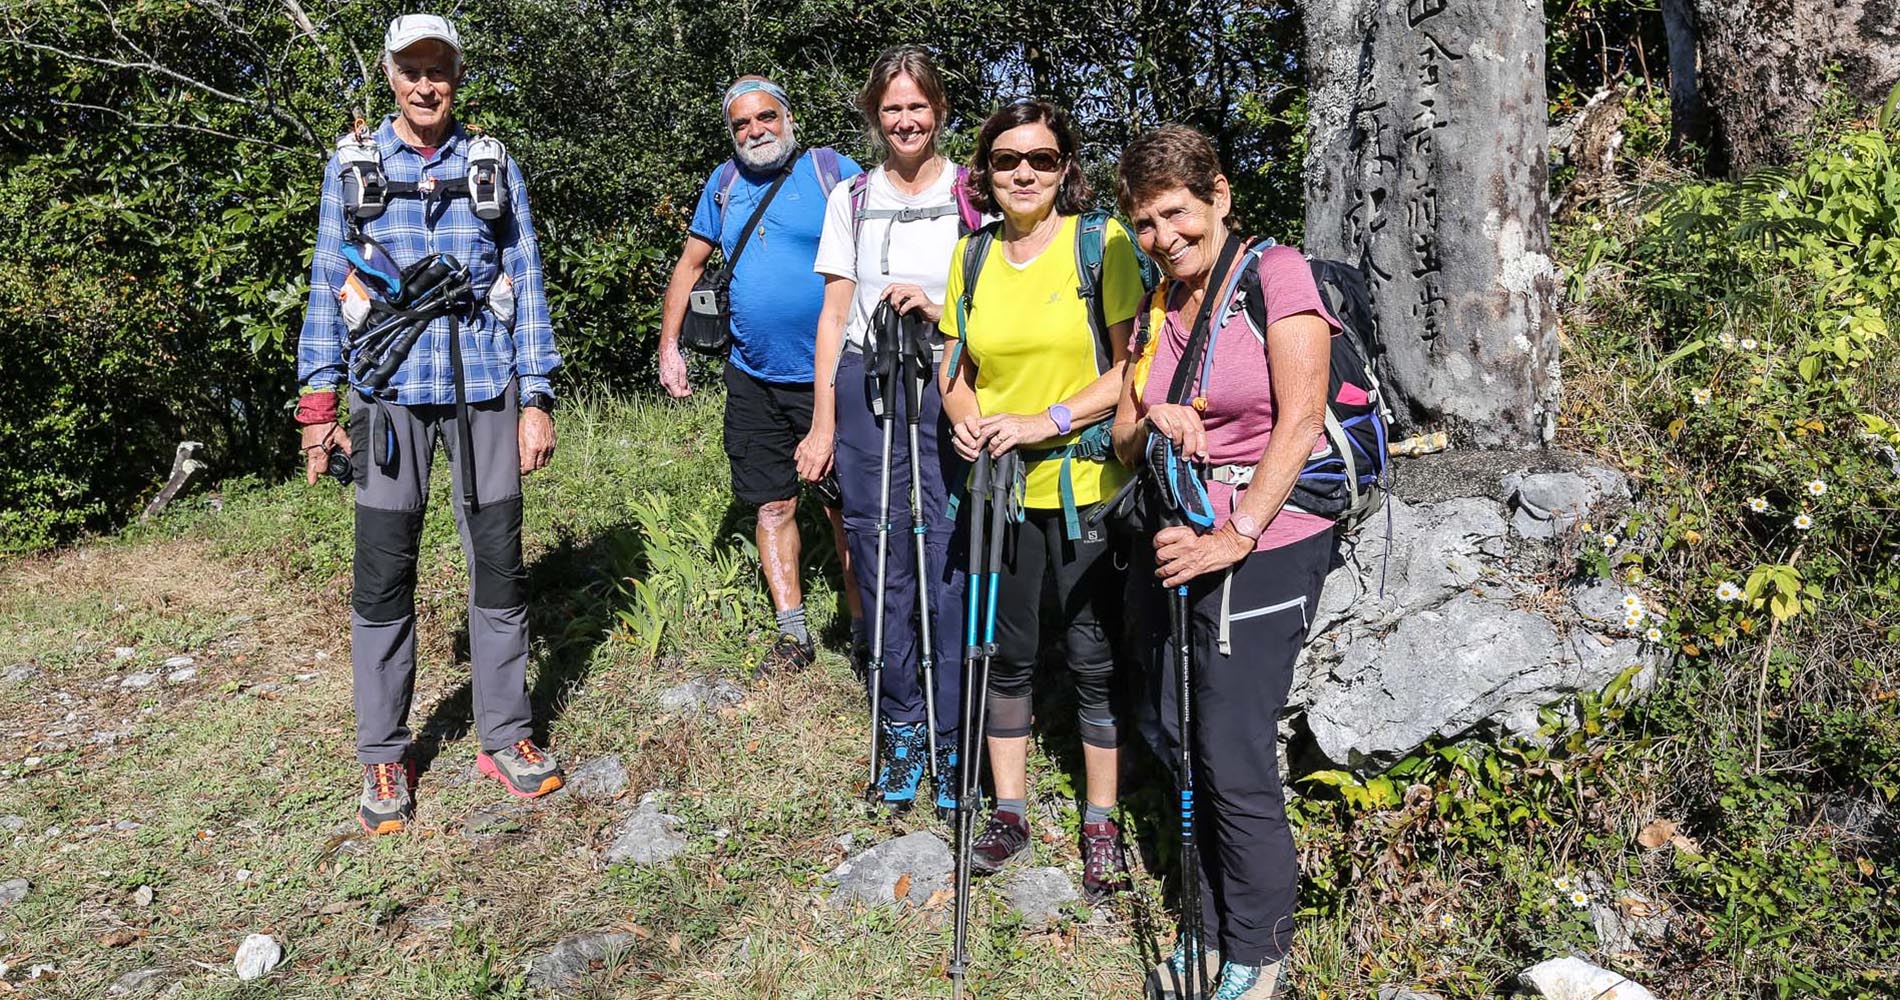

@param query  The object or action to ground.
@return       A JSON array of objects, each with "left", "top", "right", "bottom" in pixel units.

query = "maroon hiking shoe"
[
  {"left": 1080, "top": 818, "right": 1130, "bottom": 902},
  {"left": 970, "top": 809, "right": 1031, "bottom": 875}
]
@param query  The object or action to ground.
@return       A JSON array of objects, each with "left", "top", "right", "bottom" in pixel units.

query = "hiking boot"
[
  {"left": 357, "top": 759, "right": 416, "bottom": 835},
  {"left": 1080, "top": 818, "right": 1130, "bottom": 902},
  {"left": 1147, "top": 937, "right": 1221, "bottom": 1000},
  {"left": 476, "top": 739, "right": 565, "bottom": 799},
  {"left": 1212, "top": 960, "right": 1287, "bottom": 999},
  {"left": 931, "top": 739, "right": 959, "bottom": 822},
  {"left": 969, "top": 809, "right": 1030, "bottom": 875},
  {"left": 760, "top": 632, "right": 815, "bottom": 675},
  {"left": 868, "top": 718, "right": 927, "bottom": 811}
]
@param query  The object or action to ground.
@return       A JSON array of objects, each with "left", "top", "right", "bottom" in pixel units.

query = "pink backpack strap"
[{"left": 952, "top": 166, "right": 983, "bottom": 234}]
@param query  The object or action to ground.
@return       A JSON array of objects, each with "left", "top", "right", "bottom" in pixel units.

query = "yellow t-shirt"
[{"left": 947, "top": 214, "right": 1144, "bottom": 509}]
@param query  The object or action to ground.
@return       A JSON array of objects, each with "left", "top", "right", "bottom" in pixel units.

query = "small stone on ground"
[
  {"left": 166, "top": 666, "right": 198, "bottom": 684},
  {"left": 524, "top": 930, "right": 637, "bottom": 990},
  {"left": 1004, "top": 866, "right": 1078, "bottom": 928},
  {"left": 0, "top": 878, "right": 30, "bottom": 906},
  {"left": 119, "top": 672, "right": 158, "bottom": 690},
  {"left": 233, "top": 933, "right": 283, "bottom": 981},
  {"left": 657, "top": 676, "right": 744, "bottom": 714},
  {"left": 826, "top": 831, "right": 952, "bottom": 908},
  {"left": 108, "top": 967, "right": 169, "bottom": 995},
  {"left": 562, "top": 754, "right": 629, "bottom": 800},
  {"left": 603, "top": 792, "right": 687, "bottom": 864}
]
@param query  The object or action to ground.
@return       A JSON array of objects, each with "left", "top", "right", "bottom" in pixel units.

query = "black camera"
[{"left": 326, "top": 445, "right": 353, "bottom": 486}]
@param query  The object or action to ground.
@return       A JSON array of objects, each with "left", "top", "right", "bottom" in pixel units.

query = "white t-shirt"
[{"left": 812, "top": 159, "right": 965, "bottom": 353}]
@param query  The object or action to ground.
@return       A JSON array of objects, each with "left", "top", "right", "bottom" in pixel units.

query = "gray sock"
[
  {"left": 1083, "top": 801, "right": 1114, "bottom": 825},
  {"left": 775, "top": 605, "right": 809, "bottom": 644},
  {"left": 996, "top": 797, "right": 1027, "bottom": 818}
]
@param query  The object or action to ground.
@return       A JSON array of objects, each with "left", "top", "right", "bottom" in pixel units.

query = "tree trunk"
[
  {"left": 1693, "top": 1, "right": 1900, "bottom": 175},
  {"left": 1301, "top": 0, "right": 1559, "bottom": 448},
  {"left": 1662, "top": 0, "right": 1709, "bottom": 160}
]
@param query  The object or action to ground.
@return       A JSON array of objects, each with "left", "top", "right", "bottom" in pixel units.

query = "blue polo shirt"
[{"left": 689, "top": 149, "right": 861, "bottom": 383}]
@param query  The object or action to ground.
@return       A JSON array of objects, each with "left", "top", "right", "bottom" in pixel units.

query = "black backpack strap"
[
  {"left": 720, "top": 150, "right": 802, "bottom": 280},
  {"left": 948, "top": 221, "right": 1000, "bottom": 374},
  {"left": 1166, "top": 234, "right": 1247, "bottom": 406}
]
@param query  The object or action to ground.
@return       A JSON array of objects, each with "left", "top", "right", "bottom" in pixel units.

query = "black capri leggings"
[{"left": 982, "top": 507, "right": 1122, "bottom": 749}]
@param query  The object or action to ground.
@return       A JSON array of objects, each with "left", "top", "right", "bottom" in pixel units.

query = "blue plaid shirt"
[{"left": 297, "top": 116, "right": 559, "bottom": 405}]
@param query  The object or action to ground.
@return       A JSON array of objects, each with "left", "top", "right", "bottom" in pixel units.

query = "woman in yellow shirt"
[{"left": 938, "top": 98, "right": 1146, "bottom": 901}]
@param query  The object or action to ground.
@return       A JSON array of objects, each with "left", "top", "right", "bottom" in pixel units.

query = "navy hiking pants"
[{"left": 833, "top": 350, "right": 962, "bottom": 739}]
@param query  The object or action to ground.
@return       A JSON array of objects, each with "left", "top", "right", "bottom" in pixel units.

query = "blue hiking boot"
[
  {"left": 931, "top": 738, "right": 958, "bottom": 821},
  {"left": 868, "top": 718, "right": 927, "bottom": 812}
]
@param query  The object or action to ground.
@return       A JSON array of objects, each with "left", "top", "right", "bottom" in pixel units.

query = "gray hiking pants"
[{"left": 348, "top": 382, "right": 532, "bottom": 764}]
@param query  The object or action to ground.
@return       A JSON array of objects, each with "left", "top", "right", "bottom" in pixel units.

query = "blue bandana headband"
[{"left": 723, "top": 79, "right": 791, "bottom": 118}]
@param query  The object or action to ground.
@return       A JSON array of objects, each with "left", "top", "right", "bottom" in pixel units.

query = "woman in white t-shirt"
[{"left": 796, "top": 46, "right": 980, "bottom": 818}]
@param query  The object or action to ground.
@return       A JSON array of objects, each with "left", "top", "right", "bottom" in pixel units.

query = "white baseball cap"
[{"left": 383, "top": 14, "right": 463, "bottom": 57}]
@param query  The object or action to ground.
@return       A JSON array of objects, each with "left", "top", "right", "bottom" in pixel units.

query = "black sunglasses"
[{"left": 989, "top": 147, "right": 1064, "bottom": 174}]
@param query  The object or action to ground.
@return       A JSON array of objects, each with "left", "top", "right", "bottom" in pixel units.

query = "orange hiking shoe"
[
  {"left": 357, "top": 760, "right": 417, "bottom": 835},
  {"left": 476, "top": 739, "right": 565, "bottom": 799}
]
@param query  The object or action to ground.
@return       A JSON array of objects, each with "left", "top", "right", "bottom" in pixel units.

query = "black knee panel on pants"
[
  {"left": 465, "top": 496, "right": 526, "bottom": 609},
  {"left": 354, "top": 505, "right": 424, "bottom": 622}
]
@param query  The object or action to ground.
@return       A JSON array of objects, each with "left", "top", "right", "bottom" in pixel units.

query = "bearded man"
[{"left": 656, "top": 76, "right": 866, "bottom": 673}]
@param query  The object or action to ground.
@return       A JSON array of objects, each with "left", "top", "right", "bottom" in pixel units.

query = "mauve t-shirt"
[{"left": 1134, "top": 243, "right": 1340, "bottom": 552}]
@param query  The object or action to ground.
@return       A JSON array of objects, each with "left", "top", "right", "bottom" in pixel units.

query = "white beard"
[{"left": 734, "top": 121, "right": 797, "bottom": 172}]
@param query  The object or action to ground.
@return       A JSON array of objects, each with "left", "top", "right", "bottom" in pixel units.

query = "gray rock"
[
  {"left": 1571, "top": 581, "right": 1635, "bottom": 629},
  {"left": 108, "top": 968, "right": 169, "bottom": 995},
  {"left": 464, "top": 804, "right": 528, "bottom": 841},
  {"left": 1582, "top": 872, "right": 1668, "bottom": 955},
  {"left": 1817, "top": 794, "right": 1891, "bottom": 843},
  {"left": 826, "top": 831, "right": 953, "bottom": 908},
  {"left": 602, "top": 792, "right": 686, "bottom": 865},
  {"left": 1004, "top": 867, "right": 1078, "bottom": 928},
  {"left": 1378, "top": 988, "right": 1446, "bottom": 1000},
  {"left": 1507, "top": 467, "right": 1629, "bottom": 539},
  {"left": 132, "top": 884, "right": 154, "bottom": 907},
  {"left": 162, "top": 655, "right": 194, "bottom": 670},
  {"left": 657, "top": 676, "right": 744, "bottom": 715},
  {"left": 524, "top": 930, "right": 637, "bottom": 990},
  {"left": 562, "top": 754, "right": 629, "bottom": 801},
  {"left": 0, "top": 878, "right": 29, "bottom": 907},
  {"left": 119, "top": 672, "right": 158, "bottom": 691},
  {"left": 166, "top": 667, "right": 198, "bottom": 684},
  {"left": 0, "top": 815, "right": 24, "bottom": 832},
  {"left": 3, "top": 665, "right": 36, "bottom": 684},
  {"left": 1518, "top": 956, "right": 1657, "bottom": 999},
  {"left": 114, "top": 646, "right": 136, "bottom": 660},
  {"left": 407, "top": 905, "right": 454, "bottom": 932},
  {"left": 1306, "top": 595, "right": 1567, "bottom": 768},
  {"left": 233, "top": 933, "right": 282, "bottom": 981}
]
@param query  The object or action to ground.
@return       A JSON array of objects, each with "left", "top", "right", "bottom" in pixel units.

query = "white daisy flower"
[
  {"left": 1622, "top": 594, "right": 1644, "bottom": 612},
  {"left": 1437, "top": 913, "right": 1457, "bottom": 930},
  {"left": 1569, "top": 889, "right": 1592, "bottom": 908},
  {"left": 1740, "top": 337, "right": 1759, "bottom": 350},
  {"left": 1601, "top": 534, "right": 1620, "bottom": 550},
  {"left": 1794, "top": 513, "right": 1813, "bottom": 531},
  {"left": 1692, "top": 387, "right": 1713, "bottom": 406},
  {"left": 1718, "top": 331, "right": 1737, "bottom": 348},
  {"left": 1716, "top": 581, "right": 1744, "bottom": 602},
  {"left": 1747, "top": 497, "right": 1769, "bottom": 513},
  {"left": 1645, "top": 626, "right": 1664, "bottom": 642},
  {"left": 1553, "top": 875, "right": 1573, "bottom": 892},
  {"left": 1624, "top": 612, "right": 1646, "bottom": 630},
  {"left": 1807, "top": 479, "right": 1827, "bottom": 497}
]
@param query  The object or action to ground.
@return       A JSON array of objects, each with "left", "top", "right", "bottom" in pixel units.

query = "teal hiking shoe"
[
  {"left": 1147, "top": 937, "right": 1221, "bottom": 1000},
  {"left": 1211, "top": 959, "right": 1287, "bottom": 999},
  {"left": 868, "top": 718, "right": 927, "bottom": 811}
]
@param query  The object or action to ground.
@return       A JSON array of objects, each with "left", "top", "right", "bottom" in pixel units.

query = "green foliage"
[{"left": 0, "top": 0, "right": 1302, "bottom": 549}]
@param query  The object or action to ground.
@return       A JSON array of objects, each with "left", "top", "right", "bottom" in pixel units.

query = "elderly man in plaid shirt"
[{"left": 294, "top": 14, "right": 564, "bottom": 835}]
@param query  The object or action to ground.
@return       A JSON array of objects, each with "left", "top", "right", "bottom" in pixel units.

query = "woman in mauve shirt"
[{"left": 1109, "top": 123, "right": 1341, "bottom": 1000}]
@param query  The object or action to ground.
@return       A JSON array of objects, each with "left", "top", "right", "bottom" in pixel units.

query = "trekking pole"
[
  {"left": 948, "top": 449, "right": 990, "bottom": 999},
  {"left": 865, "top": 304, "right": 902, "bottom": 796},
  {"left": 899, "top": 310, "right": 941, "bottom": 791},
  {"left": 1143, "top": 434, "right": 1214, "bottom": 1000},
  {"left": 951, "top": 450, "right": 1017, "bottom": 1000},
  {"left": 1174, "top": 570, "right": 1206, "bottom": 1000}
]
